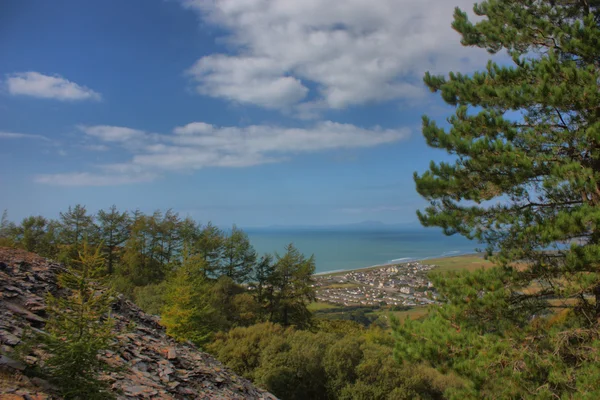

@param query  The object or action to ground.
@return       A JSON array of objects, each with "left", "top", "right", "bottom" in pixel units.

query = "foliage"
[
  {"left": 132, "top": 281, "right": 167, "bottom": 315},
  {"left": 41, "top": 243, "right": 116, "bottom": 399},
  {"left": 209, "top": 322, "right": 465, "bottom": 400},
  {"left": 160, "top": 256, "right": 217, "bottom": 347},
  {"left": 397, "top": 0, "right": 600, "bottom": 398},
  {"left": 193, "top": 222, "right": 225, "bottom": 277},
  {"left": 207, "top": 322, "right": 292, "bottom": 380},
  {"left": 58, "top": 205, "right": 96, "bottom": 264},
  {"left": 219, "top": 225, "right": 257, "bottom": 282},
  {"left": 0, "top": 209, "right": 17, "bottom": 247},
  {"left": 96, "top": 205, "right": 130, "bottom": 274},
  {"left": 268, "top": 243, "right": 316, "bottom": 328}
]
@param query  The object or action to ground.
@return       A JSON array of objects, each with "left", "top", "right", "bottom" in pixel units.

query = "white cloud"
[
  {"left": 37, "top": 121, "right": 410, "bottom": 185},
  {"left": 187, "top": 56, "right": 308, "bottom": 109},
  {"left": 34, "top": 171, "right": 158, "bottom": 186},
  {"left": 6, "top": 72, "right": 101, "bottom": 101},
  {"left": 181, "top": 0, "right": 487, "bottom": 111},
  {"left": 137, "top": 121, "right": 409, "bottom": 170},
  {"left": 0, "top": 131, "right": 49, "bottom": 141},
  {"left": 78, "top": 125, "right": 146, "bottom": 143},
  {"left": 83, "top": 144, "right": 110, "bottom": 152}
]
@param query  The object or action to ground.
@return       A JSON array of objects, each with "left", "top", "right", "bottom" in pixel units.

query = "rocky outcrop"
[{"left": 0, "top": 248, "right": 277, "bottom": 400}]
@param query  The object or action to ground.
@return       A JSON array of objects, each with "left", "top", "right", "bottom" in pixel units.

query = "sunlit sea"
[{"left": 245, "top": 228, "right": 479, "bottom": 274}]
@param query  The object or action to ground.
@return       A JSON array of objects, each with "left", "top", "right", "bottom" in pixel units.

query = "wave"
[
  {"left": 388, "top": 257, "right": 416, "bottom": 263},
  {"left": 442, "top": 250, "right": 461, "bottom": 255}
]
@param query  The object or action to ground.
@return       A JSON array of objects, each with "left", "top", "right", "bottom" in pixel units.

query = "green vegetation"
[
  {"left": 427, "top": 254, "right": 493, "bottom": 273},
  {"left": 307, "top": 301, "right": 340, "bottom": 312},
  {"left": 4, "top": 2, "right": 600, "bottom": 397},
  {"left": 35, "top": 244, "right": 115, "bottom": 399},
  {"left": 207, "top": 321, "right": 465, "bottom": 400},
  {"left": 396, "top": 0, "right": 600, "bottom": 398}
]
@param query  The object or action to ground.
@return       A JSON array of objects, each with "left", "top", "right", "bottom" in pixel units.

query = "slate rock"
[{"left": 0, "top": 247, "right": 278, "bottom": 400}]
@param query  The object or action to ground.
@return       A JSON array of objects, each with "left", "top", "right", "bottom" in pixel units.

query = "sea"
[{"left": 245, "top": 227, "right": 480, "bottom": 274}]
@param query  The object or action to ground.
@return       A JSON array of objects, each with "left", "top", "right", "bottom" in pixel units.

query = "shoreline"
[{"left": 313, "top": 251, "right": 482, "bottom": 277}]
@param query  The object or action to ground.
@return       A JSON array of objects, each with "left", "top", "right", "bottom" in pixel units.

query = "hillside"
[{"left": 0, "top": 247, "right": 277, "bottom": 400}]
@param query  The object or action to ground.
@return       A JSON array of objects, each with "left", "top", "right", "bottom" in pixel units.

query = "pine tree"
[
  {"left": 253, "top": 254, "right": 276, "bottom": 321},
  {"left": 395, "top": 1, "right": 600, "bottom": 397},
  {"left": 220, "top": 225, "right": 257, "bottom": 283},
  {"left": 270, "top": 244, "right": 315, "bottom": 328},
  {"left": 42, "top": 243, "right": 115, "bottom": 399},
  {"left": 160, "top": 253, "right": 218, "bottom": 347},
  {"left": 0, "top": 209, "right": 12, "bottom": 238},
  {"left": 195, "top": 222, "right": 225, "bottom": 277},
  {"left": 58, "top": 205, "right": 96, "bottom": 263},
  {"left": 97, "top": 205, "right": 130, "bottom": 274}
]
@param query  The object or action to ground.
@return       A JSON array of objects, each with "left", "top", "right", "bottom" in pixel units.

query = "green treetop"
[
  {"left": 416, "top": 0, "right": 600, "bottom": 324},
  {"left": 97, "top": 205, "right": 130, "bottom": 275},
  {"left": 395, "top": 0, "right": 600, "bottom": 398},
  {"left": 42, "top": 243, "right": 115, "bottom": 399}
]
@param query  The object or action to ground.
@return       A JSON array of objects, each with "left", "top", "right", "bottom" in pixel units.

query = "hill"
[{"left": 0, "top": 247, "right": 277, "bottom": 400}]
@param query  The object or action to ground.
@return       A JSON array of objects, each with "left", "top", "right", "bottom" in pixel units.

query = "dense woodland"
[
  {"left": 0, "top": 205, "right": 317, "bottom": 334},
  {"left": 4, "top": 0, "right": 600, "bottom": 398}
]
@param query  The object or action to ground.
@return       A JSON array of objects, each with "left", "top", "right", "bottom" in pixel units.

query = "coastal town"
[{"left": 313, "top": 261, "right": 439, "bottom": 307}]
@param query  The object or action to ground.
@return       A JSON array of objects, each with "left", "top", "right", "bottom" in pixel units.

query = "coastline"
[{"left": 313, "top": 251, "right": 482, "bottom": 277}]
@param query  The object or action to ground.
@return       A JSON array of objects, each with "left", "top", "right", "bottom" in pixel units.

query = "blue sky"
[{"left": 0, "top": 0, "right": 491, "bottom": 227}]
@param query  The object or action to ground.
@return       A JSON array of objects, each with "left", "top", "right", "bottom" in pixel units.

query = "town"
[{"left": 313, "top": 262, "right": 439, "bottom": 307}]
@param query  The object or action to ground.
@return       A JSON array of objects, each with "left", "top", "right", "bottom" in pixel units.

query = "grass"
[
  {"left": 307, "top": 301, "right": 341, "bottom": 312},
  {"left": 426, "top": 254, "right": 495, "bottom": 273},
  {"left": 371, "top": 307, "right": 430, "bottom": 322}
]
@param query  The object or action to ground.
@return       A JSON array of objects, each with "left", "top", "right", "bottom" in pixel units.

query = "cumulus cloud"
[
  {"left": 0, "top": 131, "right": 50, "bottom": 141},
  {"left": 181, "top": 0, "right": 487, "bottom": 111},
  {"left": 37, "top": 121, "right": 410, "bottom": 185},
  {"left": 187, "top": 56, "right": 308, "bottom": 109},
  {"left": 5, "top": 72, "right": 101, "bottom": 101}
]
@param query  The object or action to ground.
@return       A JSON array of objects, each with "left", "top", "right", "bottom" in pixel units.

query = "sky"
[{"left": 0, "top": 0, "right": 494, "bottom": 227}]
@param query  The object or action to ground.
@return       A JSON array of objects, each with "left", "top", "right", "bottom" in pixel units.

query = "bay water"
[{"left": 246, "top": 228, "right": 480, "bottom": 274}]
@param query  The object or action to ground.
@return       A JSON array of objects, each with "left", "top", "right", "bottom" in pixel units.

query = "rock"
[
  {"left": 0, "top": 395, "right": 26, "bottom": 400},
  {"left": 0, "top": 355, "right": 25, "bottom": 370},
  {"left": 29, "top": 378, "right": 57, "bottom": 392},
  {"left": 166, "top": 348, "right": 176, "bottom": 360},
  {"left": 0, "top": 247, "right": 278, "bottom": 400},
  {"left": 0, "top": 330, "right": 21, "bottom": 346}
]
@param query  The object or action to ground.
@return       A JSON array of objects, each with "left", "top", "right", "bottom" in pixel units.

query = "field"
[
  {"left": 307, "top": 301, "right": 341, "bottom": 312},
  {"left": 426, "top": 253, "right": 495, "bottom": 273}
]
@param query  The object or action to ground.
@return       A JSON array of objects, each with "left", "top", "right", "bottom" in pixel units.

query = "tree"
[
  {"left": 270, "top": 244, "right": 316, "bottom": 328},
  {"left": 97, "top": 205, "right": 130, "bottom": 274},
  {"left": 194, "top": 222, "right": 224, "bottom": 277},
  {"left": 119, "top": 212, "right": 165, "bottom": 288},
  {"left": 0, "top": 210, "right": 16, "bottom": 247},
  {"left": 42, "top": 243, "right": 115, "bottom": 399},
  {"left": 16, "top": 216, "right": 48, "bottom": 253},
  {"left": 10, "top": 216, "right": 59, "bottom": 258},
  {"left": 58, "top": 205, "right": 96, "bottom": 263},
  {"left": 253, "top": 254, "right": 276, "bottom": 320},
  {"left": 0, "top": 210, "right": 13, "bottom": 237},
  {"left": 395, "top": 0, "right": 600, "bottom": 397},
  {"left": 209, "top": 275, "right": 259, "bottom": 328},
  {"left": 160, "top": 255, "right": 219, "bottom": 347},
  {"left": 219, "top": 225, "right": 257, "bottom": 283}
]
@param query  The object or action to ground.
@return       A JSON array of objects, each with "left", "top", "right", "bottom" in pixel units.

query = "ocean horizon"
[{"left": 246, "top": 227, "right": 480, "bottom": 274}]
